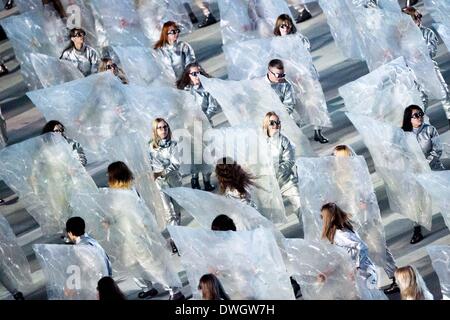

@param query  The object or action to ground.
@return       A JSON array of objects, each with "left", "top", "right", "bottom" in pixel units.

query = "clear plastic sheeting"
[
  {"left": 217, "top": 0, "right": 294, "bottom": 45},
  {"left": 200, "top": 76, "right": 315, "bottom": 157},
  {"left": 424, "top": 0, "right": 450, "bottom": 51},
  {"left": 0, "top": 215, "right": 33, "bottom": 294},
  {"left": 30, "top": 53, "right": 84, "bottom": 88},
  {"left": 427, "top": 245, "right": 450, "bottom": 300},
  {"left": 168, "top": 226, "right": 294, "bottom": 300},
  {"left": 102, "top": 132, "right": 168, "bottom": 230},
  {"left": 89, "top": 0, "right": 148, "bottom": 47},
  {"left": 0, "top": 133, "right": 98, "bottom": 235},
  {"left": 111, "top": 46, "right": 175, "bottom": 86},
  {"left": 33, "top": 244, "right": 109, "bottom": 300},
  {"left": 339, "top": 57, "right": 423, "bottom": 127},
  {"left": 434, "top": 24, "right": 450, "bottom": 53},
  {"left": 347, "top": 113, "right": 433, "bottom": 229},
  {"left": 135, "top": 0, "right": 192, "bottom": 43},
  {"left": 416, "top": 171, "right": 450, "bottom": 232},
  {"left": 296, "top": 156, "right": 387, "bottom": 267},
  {"left": 70, "top": 189, "right": 182, "bottom": 288},
  {"left": 223, "top": 34, "right": 331, "bottom": 128},
  {"left": 1, "top": 8, "right": 68, "bottom": 90}
]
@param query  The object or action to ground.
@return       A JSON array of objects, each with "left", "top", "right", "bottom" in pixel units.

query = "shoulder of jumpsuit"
[
  {"left": 420, "top": 26, "right": 437, "bottom": 38},
  {"left": 280, "top": 132, "right": 295, "bottom": 149}
]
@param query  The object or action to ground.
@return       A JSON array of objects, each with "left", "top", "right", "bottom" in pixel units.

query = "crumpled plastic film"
[
  {"left": 30, "top": 53, "right": 83, "bottom": 88},
  {"left": 339, "top": 57, "right": 423, "bottom": 127},
  {"left": 70, "top": 188, "right": 182, "bottom": 288},
  {"left": 200, "top": 76, "right": 315, "bottom": 157},
  {"left": 33, "top": 244, "right": 109, "bottom": 300},
  {"left": 427, "top": 245, "right": 450, "bottom": 300},
  {"left": 296, "top": 156, "right": 387, "bottom": 267},
  {"left": 203, "top": 127, "right": 287, "bottom": 224},
  {"left": 423, "top": 0, "right": 450, "bottom": 52},
  {"left": 434, "top": 23, "right": 450, "bottom": 53},
  {"left": 347, "top": 112, "right": 433, "bottom": 229},
  {"left": 0, "top": 215, "right": 33, "bottom": 294},
  {"left": 168, "top": 226, "right": 294, "bottom": 300},
  {"left": 0, "top": 133, "right": 98, "bottom": 235},
  {"left": 217, "top": 0, "right": 294, "bottom": 45},
  {"left": 416, "top": 171, "right": 450, "bottom": 232},
  {"left": 223, "top": 34, "right": 331, "bottom": 128}
]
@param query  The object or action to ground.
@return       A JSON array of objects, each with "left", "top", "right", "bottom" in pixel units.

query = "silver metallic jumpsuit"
[
  {"left": 224, "top": 187, "right": 258, "bottom": 210},
  {"left": 156, "top": 41, "right": 196, "bottom": 79},
  {"left": 266, "top": 132, "right": 301, "bottom": 219},
  {"left": 413, "top": 123, "right": 445, "bottom": 171},
  {"left": 65, "top": 137, "right": 87, "bottom": 167},
  {"left": 149, "top": 139, "right": 182, "bottom": 226},
  {"left": 60, "top": 44, "right": 99, "bottom": 77}
]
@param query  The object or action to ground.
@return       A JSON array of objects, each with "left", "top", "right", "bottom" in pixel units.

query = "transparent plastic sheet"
[
  {"left": 168, "top": 226, "right": 294, "bottom": 300},
  {"left": 347, "top": 113, "right": 433, "bottom": 229},
  {"left": 33, "top": 244, "right": 109, "bottom": 300},
  {"left": 296, "top": 156, "right": 387, "bottom": 268},
  {"left": 0, "top": 215, "right": 33, "bottom": 294},
  {"left": 283, "top": 238, "right": 360, "bottom": 300},
  {"left": 135, "top": 0, "right": 193, "bottom": 43},
  {"left": 339, "top": 57, "right": 423, "bottom": 127},
  {"left": 89, "top": 0, "right": 148, "bottom": 47},
  {"left": 434, "top": 23, "right": 450, "bottom": 53},
  {"left": 427, "top": 245, "right": 450, "bottom": 300},
  {"left": 416, "top": 171, "right": 450, "bottom": 232},
  {"left": 70, "top": 189, "right": 182, "bottom": 288},
  {"left": 0, "top": 133, "right": 98, "bottom": 235},
  {"left": 423, "top": 0, "right": 449, "bottom": 28},
  {"left": 0, "top": 108, "right": 6, "bottom": 149},
  {"left": 30, "top": 53, "right": 84, "bottom": 88},
  {"left": 223, "top": 34, "right": 331, "bottom": 128},
  {"left": 217, "top": 0, "right": 294, "bottom": 45},
  {"left": 101, "top": 132, "right": 168, "bottom": 230},
  {"left": 200, "top": 75, "right": 315, "bottom": 158},
  {"left": 202, "top": 127, "right": 287, "bottom": 224},
  {"left": 1, "top": 8, "right": 68, "bottom": 90},
  {"left": 111, "top": 46, "right": 175, "bottom": 87}
]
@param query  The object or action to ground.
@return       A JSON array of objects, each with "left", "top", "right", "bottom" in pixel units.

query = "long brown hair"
[
  {"left": 176, "top": 62, "right": 211, "bottom": 89},
  {"left": 215, "top": 157, "right": 255, "bottom": 197},
  {"left": 273, "top": 14, "right": 297, "bottom": 36},
  {"left": 107, "top": 161, "right": 134, "bottom": 189},
  {"left": 320, "top": 202, "right": 354, "bottom": 243},
  {"left": 395, "top": 266, "right": 425, "bottom": 300},
  {"left": 151, "top": 118, "right": 172, "bottom": 149},
  {"left": 153, "top": 21, "right": 178, "bottom": 49},
  {"left": 198, "top": 274, "right": 230, "bottom": 300}
]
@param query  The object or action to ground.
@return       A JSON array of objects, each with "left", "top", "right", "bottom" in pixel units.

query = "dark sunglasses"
[
  {"left": 189, "top": 71, "right": 200, "bottom": 77},
  {"left": 73, "top": 31, "right": 85, "bottom": 38},
  {"left": 280, "top": 24, "right": 291, "bottom": 29},
  {"left": 269, "top": 69, "right": 285, "bottom": 79},
  {"left": 269, "top": 120, "right": 281, "bottom": 126},
  {"left": 106, "top": 63, "right": 117, "bottom": 70},
  {"left": 157, "top": 125, "right": 169, "bottom": 130},
  {"left": 167, "top": 29, "right": 181, "bottom": 35},
  {"left": 411, "top": 111, "right": 424, "bottom": 119}
]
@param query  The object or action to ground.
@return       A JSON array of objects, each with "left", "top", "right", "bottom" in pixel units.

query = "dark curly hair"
[{"left": 215, "top": 157, "right": 255, "bottom": 196}]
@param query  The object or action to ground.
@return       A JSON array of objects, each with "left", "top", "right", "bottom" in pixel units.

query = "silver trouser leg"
[
  {"left": 155, "top": 178, "right": 180, "bottom": 226},
  {"left": 195, "top": 0, "right": 211, "bottom": 16},
  {"left": 0, "top": 267, "right": 19, "bottom": 296},
  {"left": 281, "top": 182, "right": 301, "bottom": 220},
  {"left": 384, "top": 247, "right": 397, "bottom": 279},
  {"left": 201, "top": 170, "right": 212, "bottom": 182},
  {"left": 433, "top": 62, "right": 450, "bottom": 119},
  {"left": 313, "top": 125, "right": 321, "bottom": 131}
]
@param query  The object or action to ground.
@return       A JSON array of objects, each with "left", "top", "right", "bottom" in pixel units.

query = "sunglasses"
[
  {"left": 157, "top": 125, "right": 169, "bottom": 130},
  {"left": 167, "top": 29, "right": 181, "bottom": 35},
  {"left": 73, "top": 32, "right": 85, "bottom": 38},
  {"left": 411, "top": 111, "right": 424, "bottom": 119},
  {"left": 269, "top": 120, "right": 281, "bottom": 126},
  {"left": 269, "top": 69, "right": 286, "bottom": 79},
  {"left": 280, "top": 24, "right": 291, "bottom": 29},
  {"left": 106, "top": 63, "right": 117, "bottom": 70},
  {"left": 189, "top": 71, "right": 200, "bottom": 77}
]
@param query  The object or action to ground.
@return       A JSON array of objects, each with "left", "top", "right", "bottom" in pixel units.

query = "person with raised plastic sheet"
[
  {"left": 401, "top": 105, "right": 444, "bottom": 244},
  {"left": 427, "top": 245, "right": 450, "bottom": 300},
  {"left": 42, "top": 120, "right": 87, "bottom": 167},
  {"left": 332, "top": 144, "right": 400, "bottom": 295},
  {"left": 395, "top": 265, "right": 434, "bottom": 300},
  {"left": 153, "top": 21, "right": 196, "bottom": 79},
  {"left": 266, "top": 59, "right": 328, "bottom": 143},
  {"left": 198, "top": 274, "right": 230, "bottom": 300},
  {"left": 402, "top": 6, "right": 450, "bottom": 127},
  {"left": 60, "top": 28, "right": 99, "bottom": 76},
  {"left": 98, "top": 57, "right": 128, "bottom": 84},
  {"left": 320, "top": 203, "right": 381, "bottom": 294},
  {"left": 215, "top": 157, "right": 258, "bottom": 209},
  {"left": 262, "top": 112, "right": 301, "bottom": 220},
  {"left": 97, "top": 276, "right": 126, "bottom": 300},
  {"left": 273, "top": 14, "right": 310, "bottom": 51}
]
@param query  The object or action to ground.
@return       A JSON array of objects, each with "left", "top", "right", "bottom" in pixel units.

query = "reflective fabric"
[
  {"left": 30, "top": 53, "right": 83, "bottom": 88},
  {"left": 60, "top": 44, "right": 99, "bottom": 76},
  {"left": 427, "top": 245, "right": 450, "bottom": 300}
]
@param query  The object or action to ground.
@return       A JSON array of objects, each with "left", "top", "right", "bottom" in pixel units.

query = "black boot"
[
  {"left": 138, "top": 288, "right": 158, "bottom": 299},
  {"left": 410, "top": 226, "right": 424, "bottom": 244},
  {"left": 203, "top": 180, "right": 215, "bottom": 192},
  {"left": 169, "top": 239, "right": 179, "bottom": 255},
  {"left": 383, "top": 278, "right": 400, "bottom": 294},
  {"left": 4, "top": 0, "right": 13, "bottom": 10},
  {"left": 290, "top": 277, "right": 302, "bottom": 298},
  {"left": 295, "top": 9, "right": 312, "bottom": 23},
  {"left": 191, "top": 177, "right": 201, "bottom": 189},
  {"left": 13, "top": 292, "right": 24, "bottom": 300},
  {"left": 198, "top": 14, "right": 217, "bottom": 28},
  {"left": 183, "top": 3, "right": 198, "bottom": 24},
  {"left": 314, "top": 129, "right": 329, "bottom": 144},
  {"left": 0, "top": 199, "right": 4, "bottom": 205},
  {"left": 0, "top": 63, "right": 9, "bottom": 77}
]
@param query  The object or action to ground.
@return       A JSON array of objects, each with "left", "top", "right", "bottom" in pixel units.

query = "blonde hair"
[
  {"left": 333, "top": 145, "right": 355, "bottom": 157},
  {"left": 151, "top": 118, "right": 172, "bottom": 149},
  {"left": 395, "top": 266, "right": 425, "bottom": 300},
  {"left": 262, "top": 111, "right": 280, "bottom": 137}
]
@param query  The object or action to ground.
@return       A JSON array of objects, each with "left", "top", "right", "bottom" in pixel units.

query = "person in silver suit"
[
  {"left": 176, "top": 62, "right": 219, "bottom": 191},
  {"left": 153, "top": 21, "right": 196, "bottom": 80},
  {"left": 401, "top": 105, "right": 445, "bottom": 245},
  {"left": 148, "top": 118, "right": 182, "bottom": 229},
  {"left": 41, "top": 120, "right": 87, "bottom": 167},
  {"left": 403, "top": 7, "right": 450, "bottom": 127},
  {"left": 273, "top": 14, "right": 310, "bottom": 50},
  {"left": 60, "top": 28, "right": 99, "bottom": 77},
  {"left": 262, "top": 112, "right": 301, "bottom": 220}
]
